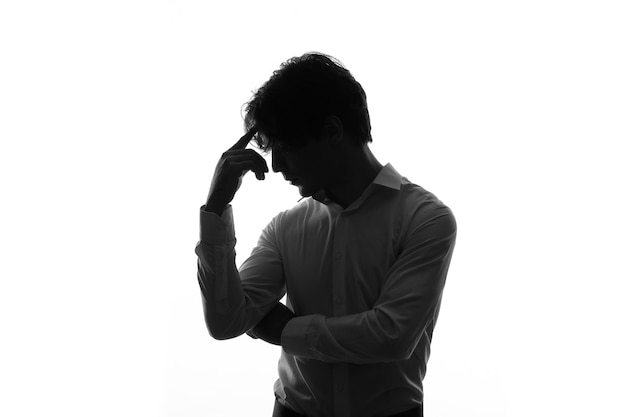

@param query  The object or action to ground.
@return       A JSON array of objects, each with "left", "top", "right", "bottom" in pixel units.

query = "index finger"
[{"left": 229, "top": 125, "right": 258, "bottom": 151}]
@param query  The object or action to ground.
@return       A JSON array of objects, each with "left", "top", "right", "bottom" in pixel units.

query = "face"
[{"left": 271, "top": 137, "right": 336, "bottom": 197}]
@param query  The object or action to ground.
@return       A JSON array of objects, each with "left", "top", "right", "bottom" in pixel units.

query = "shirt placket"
[{"left": 331, "top": 212, "right": 350, "bottom": 417}]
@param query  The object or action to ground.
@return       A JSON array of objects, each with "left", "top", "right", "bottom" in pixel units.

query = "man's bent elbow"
[
  {"left": 207, "top": 327, "right": 235, "bottom": 341},
  {"left": 204, "top": 313, "right": 247, "bottom": 340},
  {"left": 200, "top": 293, "right": 246, "bottom": 340},
  {"left": 205, "top": 321, "right": 240, "bottom": 340},
  {"left": 380, "top": 337, "right": 418, "bottom": 362}
]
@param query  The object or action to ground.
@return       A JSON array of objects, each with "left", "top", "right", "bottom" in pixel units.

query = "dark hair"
[{"left": 243, "top": 52, "right": 372, "bottom": 151}]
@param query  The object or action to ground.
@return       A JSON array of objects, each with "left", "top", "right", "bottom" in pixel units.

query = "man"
[{"left": 196, "top": 53, "right": 456, "bottom": 417}]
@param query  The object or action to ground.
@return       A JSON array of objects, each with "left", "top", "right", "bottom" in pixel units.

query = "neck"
[{"left": 324, "top": 144, "right": 383, "bottom": 209}]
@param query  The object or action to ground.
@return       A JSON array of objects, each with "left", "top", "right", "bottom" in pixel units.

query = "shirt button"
[
  {"left": 335, "top": 252, "right": 343, "bottom": 260},
  {"left": 337, "top": 385, "right": 345, "bottom": 393},
  {"left": 334, "top": 296, "right": 344, "bottom": 304}
]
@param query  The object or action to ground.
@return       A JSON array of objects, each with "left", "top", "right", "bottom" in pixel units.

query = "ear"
[{"left": 323, "top": 116, "right": 344, "bottom": 145}]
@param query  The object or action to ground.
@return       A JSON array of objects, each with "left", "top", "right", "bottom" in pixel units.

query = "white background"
[{"left": 1, "top": 1, "right": 625, "bottom": 416}]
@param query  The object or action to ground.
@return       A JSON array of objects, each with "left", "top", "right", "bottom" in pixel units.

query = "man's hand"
[
  {"left": 205, "top": 126, "right": 268, "bottom": 215},
  {"left": 247, "top": 303, "right": 295, "bottom": 345}
]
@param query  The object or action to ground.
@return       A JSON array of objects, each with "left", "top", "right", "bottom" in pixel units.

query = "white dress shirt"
[{"left": 196, "top": 163, "right": 456, "bottom": 417}]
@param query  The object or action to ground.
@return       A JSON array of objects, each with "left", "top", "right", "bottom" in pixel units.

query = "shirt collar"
[
  {"left": 372, "top": 163, "right": 402, "bottom": 190},
  {"left": 311, "top": 163, "right": 402, "bottom": 208}
]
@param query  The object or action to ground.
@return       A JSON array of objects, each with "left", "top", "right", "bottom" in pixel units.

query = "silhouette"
[{"left": 196, "top": 53, "right": 456, "bottom": 417}]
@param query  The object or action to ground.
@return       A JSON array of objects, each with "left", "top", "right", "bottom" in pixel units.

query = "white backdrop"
[{"left": 1, "top": 1, "right": 625, "bottom": 416}]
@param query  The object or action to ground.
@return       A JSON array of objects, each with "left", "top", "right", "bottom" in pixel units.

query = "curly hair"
[{"left": 243, "top": 52, "right": 372, "bottom": 151}]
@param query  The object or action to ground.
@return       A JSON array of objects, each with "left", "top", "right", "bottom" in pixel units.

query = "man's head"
[{"left": 243, "top": 52, "right": 372, "bottom": 152}]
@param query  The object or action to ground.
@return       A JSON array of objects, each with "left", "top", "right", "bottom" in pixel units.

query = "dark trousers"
[{"left": 272, "top": 399, "right": 424, "bottom": 417}]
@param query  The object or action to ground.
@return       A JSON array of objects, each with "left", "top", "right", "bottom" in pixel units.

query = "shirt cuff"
[
  {"left": 199, "top": 205, "right": 235, "bottom": 244},
  {"left": 281, "top": 314, "right": 322, "bottom": 357}
]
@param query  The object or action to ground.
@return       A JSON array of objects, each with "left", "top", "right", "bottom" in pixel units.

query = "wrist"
[{"left": 204, "top": 202, "right": 226, "bottom": 216}]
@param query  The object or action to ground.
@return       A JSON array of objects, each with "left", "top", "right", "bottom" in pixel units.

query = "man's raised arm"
[{"left": 196, "top": 128, "right": 285, "bottom": 340}]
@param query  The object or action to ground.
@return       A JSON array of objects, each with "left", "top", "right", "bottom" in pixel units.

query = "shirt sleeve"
[
  {"left": 195, "top": 205, "right": 286, "bottom": 340},
  {"left": 281, "top": 205, "right": 456, "bottom": 364}
]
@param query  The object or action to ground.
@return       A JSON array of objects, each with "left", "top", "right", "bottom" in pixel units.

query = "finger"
[
  {"left": 228, "top": 160, "right": 267, "bottom": 180},
  {"left": 225, "top": 150, "right": 269, "bottom": 173},
  {"left": 229, "top": 125, "right": 258, "bottom": 151}
]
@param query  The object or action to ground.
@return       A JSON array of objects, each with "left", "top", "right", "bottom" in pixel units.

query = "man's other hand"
[{"left": 247, "top": 303, "right": 295, "bottom": 346}]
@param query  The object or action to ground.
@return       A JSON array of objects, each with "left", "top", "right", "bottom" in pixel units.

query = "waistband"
[{"left": 272, "top": 399, "right": 423, "bottom": 417}]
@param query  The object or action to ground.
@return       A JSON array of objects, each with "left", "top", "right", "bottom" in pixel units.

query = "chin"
[
  {"left": 295, "top": 184, "right": 314, "bottom": 197},
  {"left": 300, "top": 186, "right": 326, "bottom": 201},
  {"left": 296, "top": 185, "right": 309, "bottom": 196}
]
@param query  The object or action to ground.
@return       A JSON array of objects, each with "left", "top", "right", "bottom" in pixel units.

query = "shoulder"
[{"left": 399, "top": 179, "right": 456, "bottom": 236}]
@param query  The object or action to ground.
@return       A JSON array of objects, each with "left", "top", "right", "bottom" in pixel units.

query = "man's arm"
[
  {"left": 279, "top": 207, "right": 456, "bottom": 363},
  {"left": 196, "top": 204, "right": 287, "bottom": 339},
  {"left": 197, "top": 128, "right": 284, "bottom": 340}
]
